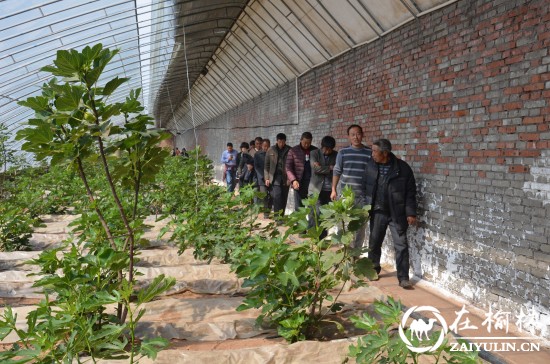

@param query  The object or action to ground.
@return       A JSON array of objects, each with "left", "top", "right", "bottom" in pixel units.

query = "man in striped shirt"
[{"left": 331, "top": 124, "right": 372, "bottom": 251}]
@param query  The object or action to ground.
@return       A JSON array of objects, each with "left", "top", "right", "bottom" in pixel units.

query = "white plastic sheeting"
[{"left": 0, "top": 214, "right": 387, "bottom": 363}]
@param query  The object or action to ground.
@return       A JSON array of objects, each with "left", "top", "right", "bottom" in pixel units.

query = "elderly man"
[
  {"left": 365, "top": 138, "right": 417, "bottom": 289},
  {"left": 249, "top": 136, "right": 263, "bottom": 157}
]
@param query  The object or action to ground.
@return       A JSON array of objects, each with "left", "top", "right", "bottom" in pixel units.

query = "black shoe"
[{"left": 399, "top": 280, "right": 413, "bottom": 289}]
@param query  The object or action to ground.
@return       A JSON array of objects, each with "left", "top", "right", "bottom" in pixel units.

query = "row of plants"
[
  {"left": 159, "top": 165, "right": 479, "bottom": 362},
  {"left": 0, "top": 44, "right": 176, "bottom": 363},
  {"left": 0, "top": 42, "right": 479, "bottom": 363},
  {"left": 0, "top": 161, "right": 94, "bottom": 251},
  {"left": 0, "top": 140, "right": 209, "bottom": 252}
]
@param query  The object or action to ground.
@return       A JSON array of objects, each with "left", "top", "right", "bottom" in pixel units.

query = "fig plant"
[
  {"left": 349, "top": 297, "right": 480, "bottom": 363},
  {"left": 234, "top": 187, "right": 377, "bottom": 342},
  {"left": 164, "top": 182, "right": 274, "bottom": 264},
  {"left": 0, "top": 44, "right": 175, "bottom": 362}
]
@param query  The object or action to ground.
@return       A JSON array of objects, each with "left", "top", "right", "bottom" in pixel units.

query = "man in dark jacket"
[
  {"left": 264, "top": 133, "right": 291, "bottom": 220},
  {"left": 308, "top": 135, "right": 337, "bottom": 238},
  {"left": 254, "top": 138, "right": 272, "bottom": 217},
  {"left": 286, "top": 132, "right": 318, "bottom": 211},
  {"left": 236, "top": 141, "right": 253, "bottom": 188},
  {"left": 365, "top": 139, "right": 417, "bottom": 289}
]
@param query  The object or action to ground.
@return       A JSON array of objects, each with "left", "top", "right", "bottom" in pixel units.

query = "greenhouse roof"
[{"left": 1, "top": 0, "right": 454, "bottom": 150}]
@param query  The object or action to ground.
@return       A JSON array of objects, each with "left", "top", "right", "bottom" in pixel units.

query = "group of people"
[
  {"left": 172, "top": 147, "right": 189, "bottom": 158},
  {"left": 221, "top": 124, "right": 417, "bottom": 289}
]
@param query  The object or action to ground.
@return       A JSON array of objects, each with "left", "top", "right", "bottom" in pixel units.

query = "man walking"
[
  {"left": 254, "top": 138, "right": 272, "bottom": 218},
  {"left": 365, "top": 139, "right": 417, "bottom": 289},
  {"left": 264, "top": 133, "right": 291, "bottom": 220},
  {"left": 331, "top": 124, "right": 372, "bottom": 251},
  {"left": 308, "top": 135, "right": 337, "bottom": 238},
  {"left": 286, "top": 132, "right": 317, "bottom": 211},
  {"left": 236, "top": 142, "right": 253, "bottom": 188},
  {"left": 221, "top": 142, "right": 238, "bottom": 193},
  {"left": 249, "top": 136, "right": 263, "bottom": 157}
]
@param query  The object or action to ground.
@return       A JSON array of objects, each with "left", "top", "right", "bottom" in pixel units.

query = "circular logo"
[{"left": 398, "top": 305, "right": 448, "bottom": 353}]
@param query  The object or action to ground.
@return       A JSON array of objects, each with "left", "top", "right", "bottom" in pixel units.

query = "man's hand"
[
  {"left": 265, "top": 179, "right": 270, "bottom": 187},
  {"left": 330, "top": 190, "right": 337, "bottom": 201},
  {"left": 313, "top": 162, "right": 321, "bottom": 167},
  {"left": 407, "top": 216, "right": 417, "bottom": 226},
  {"left": 292, "top": 180, "right": 299, "bottom": 190}
]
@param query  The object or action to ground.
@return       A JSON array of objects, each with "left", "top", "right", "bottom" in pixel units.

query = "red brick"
[
  {"left": 501, "top": 150, "right": 520, "bottom": 156},
  {"left": 524, "top": 83, "right": 545, "bottom": 92},
  {"left": 523, "top": 116, "right": 544, "bottom": 124},
  {"left": 519, "top": 150, "right": 541, "bottom": 157},
  {"left": 498, "top": 126, "right": 516, "bottom": 133},
  {"left": 509, "top": 165, "right": 530, "bottom": 173},
  {"left": 519, "top": 133, "right": 540, "bottom": 141},
  {"left": 503, "top": 86, "right": 523, "bottom": 94},
  {"left": 484, "top": 150, "right": 499, "bottom": 157},
  {"left": 503, "top": 102, "right": 522, "bottom": 110},
  {"left": 488, "top": 105, "right": 503, "bottom": 113}
]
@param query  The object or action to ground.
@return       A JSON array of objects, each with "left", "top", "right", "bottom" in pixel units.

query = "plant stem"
[
  {"left": 88, "top": 97, "right": 135, "bottom": 324},
  {"left": 127, "top": 303, "right": 135, "bottom": 364},
  {"left": 75, "top": 157, "right": 116, "bottom": 250}
]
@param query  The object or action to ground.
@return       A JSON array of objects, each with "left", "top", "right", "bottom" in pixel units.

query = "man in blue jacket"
[
  {"left": 365, "top": 139, "right": 417, "bottom": 289},
  {"left": 221, "top": 142, "right": 238, "bottom": 192}
]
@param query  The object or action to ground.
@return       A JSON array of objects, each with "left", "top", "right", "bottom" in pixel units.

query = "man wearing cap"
[
  {"left": 264, "top": 133, "right": 291, "bottom": 220},
  {"left": 365, "top": 138, "right": 417, "bottom": 289}
]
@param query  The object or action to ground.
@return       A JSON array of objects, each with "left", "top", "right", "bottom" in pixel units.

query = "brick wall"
[{"left": 180, "top": 0, "right": 550, "bottom": 338}]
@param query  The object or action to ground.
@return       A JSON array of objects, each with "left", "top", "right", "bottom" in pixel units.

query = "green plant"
[
  {"left": 0, "top": 243, "right": 175, "bottom": 363},
  {"left": 0, "top": 204, "right": 38, "bottom": 251},
  {"left": 349, "top": 297, "right": 480, "bottom": 363},
  {"left": 4, "top": 164, "right": 86, "bottom": 216},
  {"left": 165, "top": 183, "right": 271, "bottom": 263},
  {"left": 234, "top": 187, "right": 377, "bottom": 342},
  {"left": 1, "top": 43, "right": 174, "bottom": 362},
  {"left": 0, "top": 122, "right": 17, "bottom": 175},
  {"left": 145, "top": 147, "right": 213, "bottom": 217}
]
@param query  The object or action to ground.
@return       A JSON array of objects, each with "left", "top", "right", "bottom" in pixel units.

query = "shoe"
[{"left": 399, "top": 280, "right": 413, "bottom": 289}]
